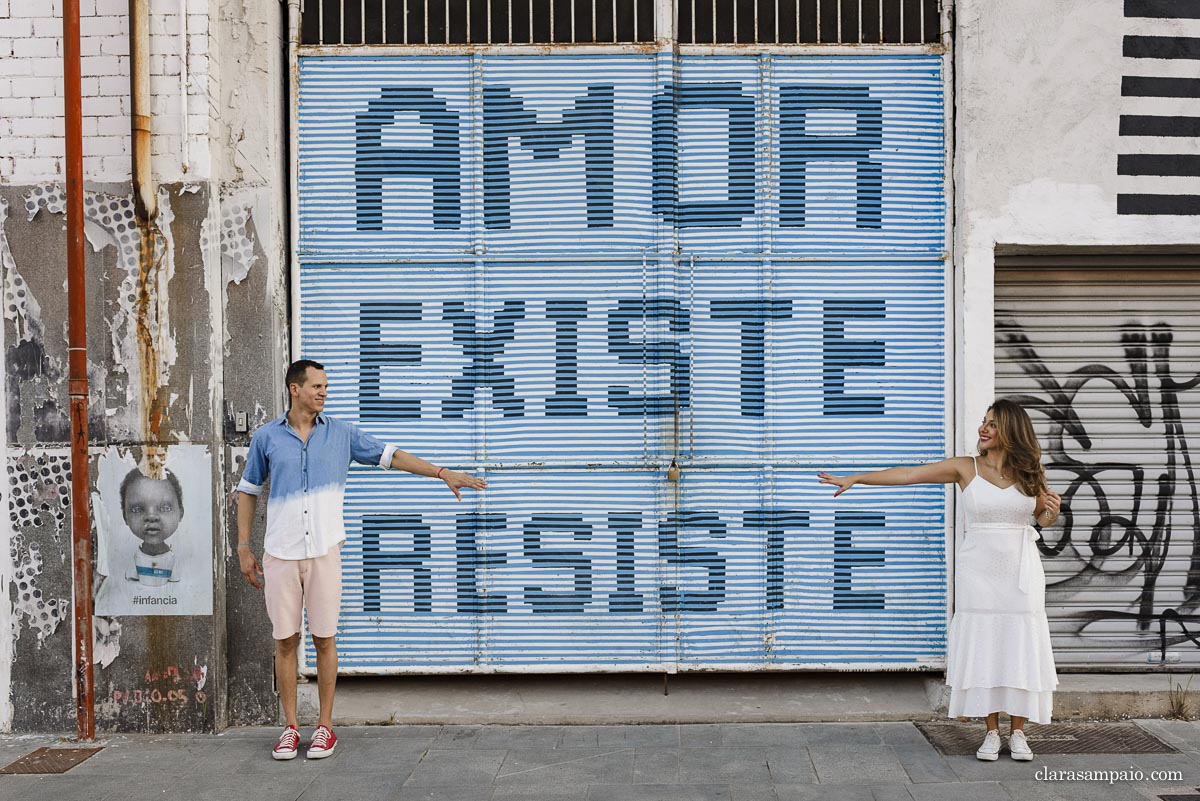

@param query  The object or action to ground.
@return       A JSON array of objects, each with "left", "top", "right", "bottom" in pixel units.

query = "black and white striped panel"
[{"left": 1119, "top": 0, "right": 1200, "bottom": 215}]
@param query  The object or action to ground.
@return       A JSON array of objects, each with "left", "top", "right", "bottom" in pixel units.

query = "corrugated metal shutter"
[
  {"left": 297, "top": 53, "right": 948, "bottom": 673},
  {"left": 995, "top": 257, "right": 1200, "bottom": 669}
]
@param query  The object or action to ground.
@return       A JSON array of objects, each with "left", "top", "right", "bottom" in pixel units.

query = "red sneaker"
[
  {"left": 307, "top": 724, "right": 338, "bottom": 759},
  {"left": 272, "top": 725, "right": 300, "bottom": 760}
]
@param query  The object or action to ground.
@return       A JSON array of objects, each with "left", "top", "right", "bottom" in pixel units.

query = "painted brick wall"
[{"left": 0, "top": 0, "right": 211, "bottom": 184}]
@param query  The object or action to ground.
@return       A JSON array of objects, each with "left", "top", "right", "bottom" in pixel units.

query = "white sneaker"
[
  {"left": 975, "top": 729, "right": 1001, "bottom": 761},
  {"left": 1009, "top": 729, "right": 1034, "bottom": 761}
]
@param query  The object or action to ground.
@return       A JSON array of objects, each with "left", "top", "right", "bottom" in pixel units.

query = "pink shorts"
[{"left": 262, "top": 542, "right": 343, "bottom": 640}]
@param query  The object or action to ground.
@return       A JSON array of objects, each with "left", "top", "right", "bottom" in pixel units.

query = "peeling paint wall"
[
  {"left": 214, "top": 0, "right": 291, "bottom": 725},
  {"left": 0, "top": 0, "right": 290, "bottom": 732},
  {"left": 1, "top": 182, "right": 222, "bottom": 732}
]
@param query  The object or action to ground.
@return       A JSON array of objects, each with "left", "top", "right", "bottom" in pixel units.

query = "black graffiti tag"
[{"left": 998, "top": 320, "right": 1200, "bottom": 659}]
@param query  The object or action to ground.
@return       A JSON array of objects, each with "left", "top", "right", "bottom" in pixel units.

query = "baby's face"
[{"left": 124, "top": 478, "right": 182, "bottom": 547}]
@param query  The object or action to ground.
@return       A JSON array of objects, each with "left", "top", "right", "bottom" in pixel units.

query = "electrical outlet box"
[{"left": 235, "top": 411, "right": 248, "bottom": 433}]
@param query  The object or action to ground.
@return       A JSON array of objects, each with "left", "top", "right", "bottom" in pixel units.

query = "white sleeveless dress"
[{"left": 946, "top": 459, "right": 1058, "bottom": 723}]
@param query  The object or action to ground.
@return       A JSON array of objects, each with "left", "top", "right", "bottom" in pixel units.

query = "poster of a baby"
[{"left": 120, "top": 468, "right": 184, "bottom": 587}]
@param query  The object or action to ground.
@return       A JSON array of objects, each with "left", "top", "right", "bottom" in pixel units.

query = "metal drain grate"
[
  {"left": 0, "top": 747, "right": 103, "bottom": 774},
  {"left": 916, "top": 722, "right": 1177, "bottom": 756}
]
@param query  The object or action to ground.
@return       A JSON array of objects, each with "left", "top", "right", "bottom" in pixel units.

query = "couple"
[{"left": 237, "top": 360, "right": 1059, "bottom": 763}]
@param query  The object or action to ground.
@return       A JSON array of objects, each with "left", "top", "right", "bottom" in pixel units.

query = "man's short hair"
[
  {"left": 118, "top": 468, "right": 185, "bottom": 518},
  {"left": 285, "top": 359, "right": 325, "bottom": 392}
]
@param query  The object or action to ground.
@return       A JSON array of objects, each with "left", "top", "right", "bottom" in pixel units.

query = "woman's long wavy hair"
[{"left": 987, "top": 399, "right": 1048, "bottom": 498}]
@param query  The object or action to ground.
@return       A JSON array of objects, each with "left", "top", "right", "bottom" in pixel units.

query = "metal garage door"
[
  {"left": 996, "top": 256, "right": 1200, "bottom": 669},
  {"left": 295, "top": 53, "right": 949, "bottom": 673}
]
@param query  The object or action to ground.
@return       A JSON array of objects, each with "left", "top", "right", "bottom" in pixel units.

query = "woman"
[{"left": 818, "top": 399, "right": 1060, "bottom": 762}]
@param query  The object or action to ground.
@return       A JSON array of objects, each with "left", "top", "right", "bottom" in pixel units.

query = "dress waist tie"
[
  {"left": 965, "top": 524, "right": 1043, "bottom": 594},
  {"left": 1017, "top": 524, "right": 1042, "bottom": 594}
]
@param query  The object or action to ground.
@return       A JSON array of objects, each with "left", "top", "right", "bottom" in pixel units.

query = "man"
[{"left": 235, "top": 359, "right": 486, "bottom": 760}]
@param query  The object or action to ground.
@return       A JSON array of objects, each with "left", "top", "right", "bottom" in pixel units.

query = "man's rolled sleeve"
[
  {"left": 380, "top": 444, "right": 399, "bottom": 469},
  {"left": 237, "top": 432, "right": 268, "bottom": 496},
  {"left": 349, "top": 423, "right": 392, "bottom": 469}
]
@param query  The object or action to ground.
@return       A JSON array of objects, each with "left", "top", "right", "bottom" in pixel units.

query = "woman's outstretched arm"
[{"left": 818, "top": 457, "right": 973, "bottom": 497}]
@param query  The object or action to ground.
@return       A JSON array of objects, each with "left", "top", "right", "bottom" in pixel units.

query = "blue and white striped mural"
[{"left": 297, "top": 53, "right": 947, "bottom": 671}]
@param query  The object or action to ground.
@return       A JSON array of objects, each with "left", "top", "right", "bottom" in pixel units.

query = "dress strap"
[{"left": 972, "top": 456, "right": 979, "bottom": 477}]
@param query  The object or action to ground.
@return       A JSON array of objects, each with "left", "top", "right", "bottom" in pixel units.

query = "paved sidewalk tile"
[
  {"left": 718, "top": 725, "right": 808, "bottom": 748},
  {"left": 163, "top": 768, "right": 319, "bottom": 801},
  {"left": 475, "top": 726, "right": 568, "bottom": 750},
  {"left": 559, "top": 727, "right": 605, "bottom": 748},
  {"left": 869, "top": 787, "right": 917, "bottom": 801},
  {"left": 680, "top": 725, "right": 723, "bottom": 748},
  {"left": 587, "top": 784, "right": 732, "bottom": 801},
  {"left": 492, "top": 785, "right": 590, "bottom": 801},
  {"left": 1136, "top": 719, "right": 1200, "bottom": 751},
  {"left": 890, "top": 746, "right": 959, "bottom": 784},
  {"left": 731, "top": 784, "right": 779, "bottom": 801},
  {"left": 61, "top": 738, "right": 222, "bottom": 778},
  {"left": 1001, "top": 779, "right": 1154, "bottom": 801},
  {"left": 906, "top": 782, "right": 1011, "bottom": 801},
  {"left": 676, "top": 747, "right": 772, "bottom": 784},
  {"left": 946, "top": 754, "right": 1053, "bottom": 782},
  {"left": 632, "top": 746, "right": 681, "bottom": 783},
  {"left": 495, "top": 747, "right": 634, "bottom": 786},
  {"left": 298, "top": 771, "right": 408, "bottom": 801},
  {"left": 1131, "top": 752, "right": 1200, "bottom": 782},
  {"left": 773, "top": 785, "right": 888, "bottom": 801},
  {"left": 0, "top": 775, "right": 104, "bottom": 801},
  {"left": 395, "top": 788, "right": 498, "bottom": 801},
  {"left": 876, "top": 724, "right": 935, "bottom": 748},
  {"left": 808, "top": 746, "right": 910, "bottom": 785},
  {"left": 597, "top": 726, "right": 681, "bottom": 748},
  {"left": 431, "top": 726, "right": 483, "bottom": 749},
  {"left": 794, "top": 725, "right": 887, "bottom": 746},
  {"left": 762, "top": 746, "right": 818, "bottom": 784},
  {"left": 403, "top": 749, "right": 507, "bottom": 786}
]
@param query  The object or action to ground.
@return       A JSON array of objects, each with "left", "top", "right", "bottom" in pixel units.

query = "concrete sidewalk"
[
  {"left": 297, "top": 672, "right": 1200, "bottom": 725},
  {"left": 5, "top": 719, "right": 1200, "bottom": 801}
]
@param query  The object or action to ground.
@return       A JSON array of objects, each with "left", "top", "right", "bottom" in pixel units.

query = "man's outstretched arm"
[{"left": 388, "top": 450, "right": 488, "bottom": 500}]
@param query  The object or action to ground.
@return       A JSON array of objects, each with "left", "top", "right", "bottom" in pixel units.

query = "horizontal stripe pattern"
[
  {"left": 1125, "top": 0, "right": 1200, "bottom": 19},
  {"left": 996, "top": 266, "right": 1200, "bottom": 668},
  {"left": 1119, "top": 10, "right": 1200, "bottom": 216},
  {"left": 298, "top": 54, "right": 946, "bottom": 255},
  {"left": 299, "top": 258, "right": 946, "bottom": 466},
  {"left": 1122, "top": 75, "right": 1200, "bottom": 97},
  {"left": 298, "top": 53, "right": 948, "bottom": 672},
  {"left": 323, "top": 469, "right": 946, "bottom": 669}
]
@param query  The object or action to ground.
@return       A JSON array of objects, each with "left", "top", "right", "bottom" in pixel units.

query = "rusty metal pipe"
[
  {"left": 129, "top": 0, "right": 155, "bottom": 221},
  {"left": 63, "top": 0, "right": 95, "bottom": 743}
]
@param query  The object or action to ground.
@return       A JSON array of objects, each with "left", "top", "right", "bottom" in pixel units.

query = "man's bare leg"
[
  {"left": 275, "top": 634, "right": 301, "bottom": 728},
  {"left": 312, "top": 634, "right": 338, "bottom": 728}
]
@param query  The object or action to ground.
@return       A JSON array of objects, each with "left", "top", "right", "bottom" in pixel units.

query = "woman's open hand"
[{"left": 818, "top": 471, "right": 856, "bottom": 497}]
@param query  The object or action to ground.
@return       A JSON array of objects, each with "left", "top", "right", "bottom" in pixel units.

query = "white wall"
[
  {"left": 0, "top": 0, "right": 211, "bottom": 184},
  {"left": 954, "top": 0, "right": 1200, "bottom": 449}
]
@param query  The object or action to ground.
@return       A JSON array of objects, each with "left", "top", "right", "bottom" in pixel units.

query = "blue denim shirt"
[{"left": 237, "top": 413, "right": 397, "bottom": 559}]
